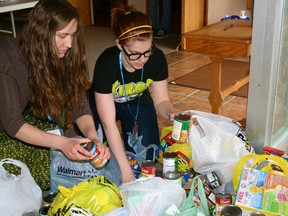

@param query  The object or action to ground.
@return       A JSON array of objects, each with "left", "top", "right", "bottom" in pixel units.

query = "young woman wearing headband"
[{"left": 90, "top": 3, "right": 174, "bottom": 183}]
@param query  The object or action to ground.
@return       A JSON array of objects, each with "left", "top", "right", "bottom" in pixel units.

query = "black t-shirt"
[{"left": 92, "top": 46, "right": 168, "bottom": 105}]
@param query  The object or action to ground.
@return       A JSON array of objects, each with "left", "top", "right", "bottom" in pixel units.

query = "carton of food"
[{"left": 235, "top": 167, "right": 288, "bottom": 216}]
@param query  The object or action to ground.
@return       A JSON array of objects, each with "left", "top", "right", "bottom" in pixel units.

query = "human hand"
[
  {"left": 91, "top": 139, "right": 110, "bottom": 161},
  {"left": 121, "top": 169, "right": 136, "bottom": 184},
  {"left": 167, "top": 112, "right": 175, "bottom": 124},
  {"left": 60, "top": 137, "right": 95, "bottom": 161}
]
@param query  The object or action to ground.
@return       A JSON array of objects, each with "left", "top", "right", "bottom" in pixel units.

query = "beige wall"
[{"left": 207, "top": 0, "right": 252, "bottom": 24}]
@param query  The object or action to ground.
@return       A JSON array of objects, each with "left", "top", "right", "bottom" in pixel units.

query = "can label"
[
  {"left": 141, "top": 160, "right": 156, "bottom": 177},
  {"left": 163, "top": 151, "right": 178, "bottom": 176},
  {"left": 215, "top": 193, "right": 232, "bottom": 216},
  {"left": 171, "top": 113, "right": 190, "bottom": 143},
  {"left": 82, "top": 142, "right": 107, "bottom": 168}
]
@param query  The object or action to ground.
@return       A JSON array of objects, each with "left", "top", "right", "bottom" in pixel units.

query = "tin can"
[
  {"left": 39, "top": 205, "right": 50, "bottom": 216},
  {"left": 42, "top": 190, "right": 58, "bottom": 206},
  {"left": 22, "top": 210, "right": 39, "bottom": 216},
  {"left": 162, "top": 151, "right": 178, "bottom": 175},
  {"left": 215, "top": 193, "right": 232, "bottom": 216},
  {"left": 247, "top": 213, "right": 266, "bottom": 216},
  {"left": 171, "top": 113, "right": 190, "bottom": 143},
  {"left": 221, "top": 205, "right": 242, "bottom": 216},
  {"left": 82, "top": 142, "right": 107, "bottom": 168},
  {"left": 141, "top": 160, "right": 156, "bottom": 177},
  {"left": 204, "top": 171, "right": 221, "bottom": 190},
  {"left": 164, "top": 171, "right": 182, "bottom": 186}
]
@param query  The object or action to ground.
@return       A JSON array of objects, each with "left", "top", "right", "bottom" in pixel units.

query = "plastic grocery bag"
[
  {"left": 48, "top": 176, "right": 122, "bottom": 216},
  {"left": 50, "top": 148, "right": 121, "bottom": 192},
  {"left": 188, "top": 110, "right": 254, "bottom": 183},
  {"left": 119, "top": 177, "right": 186, "bottom": 216},
  {"left": 162, "top": 176, "right": 209, "bottom": 216},
  {"left": 0, "top": 158, "right": 42, "bottom": 216}
]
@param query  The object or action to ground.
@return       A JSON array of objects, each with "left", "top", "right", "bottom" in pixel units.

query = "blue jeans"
[
  {"left": 150, "top": 0, "right": 172, "bottom": 31},
  {"left": 89, "top": 92, "right": 160, "bottom": 161}
]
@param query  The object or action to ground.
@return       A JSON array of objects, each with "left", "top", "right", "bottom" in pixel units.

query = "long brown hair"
[
  {"left": 111, "top": 1, "right": 152, "bottom": 45},
  {"left": 19, "top": 0, "right": 90, "bottom": 119}
]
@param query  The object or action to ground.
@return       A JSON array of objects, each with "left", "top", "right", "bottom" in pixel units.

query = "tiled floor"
[{"left": 157, "top": 50, "right": 248, "bottom": 134}]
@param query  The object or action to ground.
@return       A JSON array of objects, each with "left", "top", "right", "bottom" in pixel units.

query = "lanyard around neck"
[{"left": 119, "top": 51, "right": 143, "bottom": 121}]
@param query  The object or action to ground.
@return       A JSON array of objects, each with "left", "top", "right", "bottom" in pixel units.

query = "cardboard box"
[{"left": 235, "top": 167, "right": 288, "bottom": 216}]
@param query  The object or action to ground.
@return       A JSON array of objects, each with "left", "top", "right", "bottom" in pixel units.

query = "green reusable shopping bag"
[{"left": 175, "top": 176, "right": 210, "bottom": 216}]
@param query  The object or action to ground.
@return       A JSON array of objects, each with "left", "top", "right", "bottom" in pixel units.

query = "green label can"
[{"left": 171, "top": 113, "right": 190, "bottom": 143}]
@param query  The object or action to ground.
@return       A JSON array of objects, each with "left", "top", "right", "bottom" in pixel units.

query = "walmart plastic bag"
[
  {"left": 119, "top": 177, "right": 186, "bottom": 216},
  {"left": 188, "top": 110, "right": 254, "bottom": 183},
  {"left": 48, "top": 176, "right": 122, "bottom": 215}
]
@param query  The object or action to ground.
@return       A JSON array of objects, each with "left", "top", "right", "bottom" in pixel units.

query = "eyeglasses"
[{"left": 121, "top": 43, "right": 156, "bottom": 61}]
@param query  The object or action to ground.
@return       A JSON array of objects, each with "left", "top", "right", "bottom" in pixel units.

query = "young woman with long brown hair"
[{"left": 0, "top": 0, "right": 109, "bottom": 190}]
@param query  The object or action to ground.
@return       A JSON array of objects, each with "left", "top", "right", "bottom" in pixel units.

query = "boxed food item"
[{"left": 235, "top": 167, "right": 288, "bottom": 215}]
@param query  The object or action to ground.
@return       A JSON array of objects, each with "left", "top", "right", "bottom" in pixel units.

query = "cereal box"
[{"left": 235, "top": 167, "right": 288, "bottom": 215}]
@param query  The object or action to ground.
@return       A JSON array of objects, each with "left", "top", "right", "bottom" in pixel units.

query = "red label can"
[
  {"left": 141, "top": 160, "right": 156, "bottom": 177},
  {"left": 215, "top": 193, "right": 232, "bottom": 216}
]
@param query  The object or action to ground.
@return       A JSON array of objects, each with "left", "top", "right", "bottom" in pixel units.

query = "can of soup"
[
  {"left": 215, "top": 193, "right": 232, "bottom": 216},
  {"left": 141, "top": 160, "right": 156, "bottom": 177},
  {"left": 162, "top": 151, "right": 178, "bottom": 176},
  {"left": 42, "top": 190, "right": 58, "bottom": 206},
  {"left": 39, "top": 205, "right": 51, "bottom": 216},
  {"left": 22, "top": 210, "right": 39, "bottom": 216},
  {"left": 171, "top": 113, "right": 190, "bottom": 143},
  {"left": 81, "top": 142, "right": 107, "bottom": 168},
  {"left": 221, "top": 205, "right": 242, "bottom": 216}
]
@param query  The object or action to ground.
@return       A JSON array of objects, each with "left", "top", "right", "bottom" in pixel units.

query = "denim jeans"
[
  {"left": 89, "top": 92, "right": 160, "bottom": 161},
  {"left": 150, "top": 0, "right": 172, "bottom": 31}
]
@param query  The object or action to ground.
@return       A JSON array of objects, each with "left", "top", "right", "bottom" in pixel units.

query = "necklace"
[{"left": 119, "top": 52, "right": 143, "bottom": 122}]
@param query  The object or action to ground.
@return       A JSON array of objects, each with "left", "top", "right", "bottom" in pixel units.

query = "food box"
[{"left": 235, "top": 167, "right": 288, "bottom": 216}]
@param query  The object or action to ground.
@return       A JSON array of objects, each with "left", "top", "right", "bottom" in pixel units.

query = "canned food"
[
  {"left": 39, "top": 205, "right": 50, "bottom": 216},
  {"left": 171, "top": 113, "right": 190, "bottom": 143},
  {"left": 141, "top": 160, "right": 156, "bottom": 177},
  {"left": 22, "top": 210, "right": 39, "bottom": 216},
  {"left": 247, "top": 213, "right": 266, "bottom": 216},
  {"left": 81, "top": 142, "right": 107, "bottom": 168},
  {"left": 204, "top": 171, "right": 221, "bottom": 189},
  {"left": 215, "top": 193, "right": 232, "bottom": 216},
  {"left": 162, "top": 151, "right": 178, "bottom": 175},
  {"left": 42, "top": 190, "right": 58, "bottom": 206},
  {"left": 164, "top": 171, "right": 182, "bottom": 186},
  {"left": 221, "top": 205, "right": 242, "bottom": 216}
]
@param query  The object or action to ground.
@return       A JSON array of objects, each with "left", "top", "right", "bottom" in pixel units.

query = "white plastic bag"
[
  {"left": 188, "top": 110, "right": 254, "bottom": 183},
  {"left": 0, "top": 158, "right": 42, "bottom": 215},
  {"left": 119, "top": 177, "right": 186, "bottom": 216}
]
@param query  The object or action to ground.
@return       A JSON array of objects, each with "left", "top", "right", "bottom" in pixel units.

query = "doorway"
[{"left": 93, "top": 0, "right": 128, "bottom": 27}]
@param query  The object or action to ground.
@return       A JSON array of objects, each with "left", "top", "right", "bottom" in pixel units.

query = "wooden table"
[
  {"left": 182, "top": 20, "right": 252, "bottom": 114},
  {"left": 0, "top": 0, "right": 38, "bottom": 37}
]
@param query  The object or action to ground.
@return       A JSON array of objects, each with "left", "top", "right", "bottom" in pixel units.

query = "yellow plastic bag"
[
  {"left": 232, "top": 154, "right": 288, "bottom": 192},
  {"left": 48, "top": 176, "right": 122, "bottom": 216}
]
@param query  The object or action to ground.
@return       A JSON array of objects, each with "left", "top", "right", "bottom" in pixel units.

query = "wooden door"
[
  {"left": 181, "top": 0, "right": 206, "bottom": 34},
  {"left": 68, "top": 0, "right": 92, "bottom": 26}
]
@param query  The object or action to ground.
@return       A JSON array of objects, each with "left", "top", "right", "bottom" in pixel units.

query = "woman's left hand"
[{"left": 92, "top": 139, "right": 111, "bottom": 160}]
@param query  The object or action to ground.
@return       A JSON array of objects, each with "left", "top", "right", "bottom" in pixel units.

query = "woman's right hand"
[{"left": 60, "top": 137, "right": 96, "bottom": 161}]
